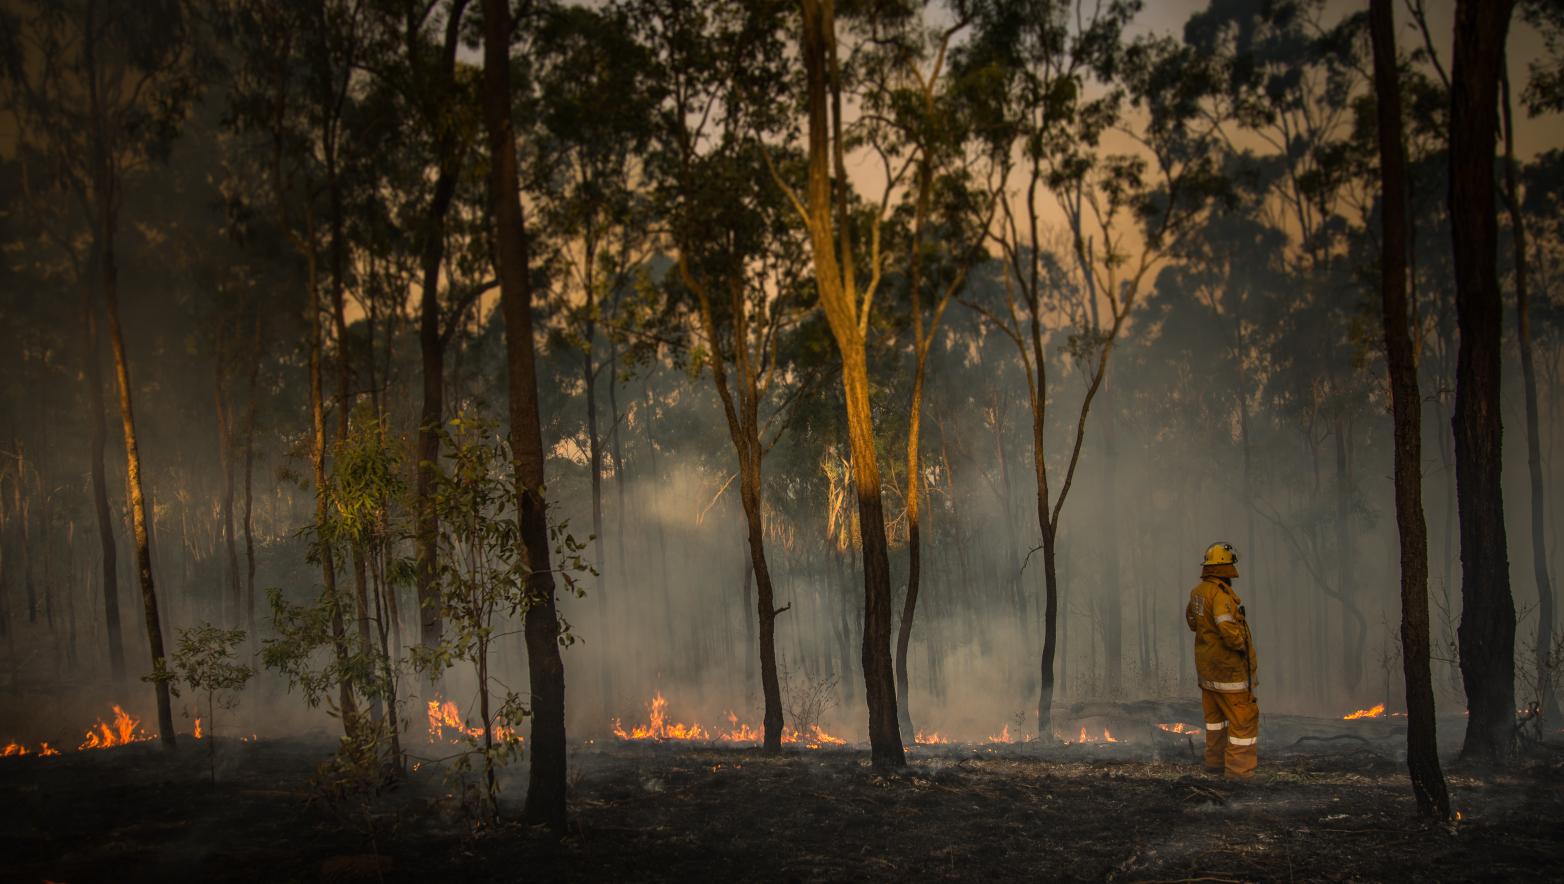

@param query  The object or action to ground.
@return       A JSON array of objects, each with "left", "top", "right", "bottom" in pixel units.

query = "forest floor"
[{"left": 2, "top": 714, "right": 1562, "bottom": 883}]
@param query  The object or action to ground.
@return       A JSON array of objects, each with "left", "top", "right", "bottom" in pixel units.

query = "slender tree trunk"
[
  {"left": 242, "top": 313, "right": 261, "bottom": 646},
  {"left": 98, "top": 201, "right": 174, "bottom": 748},
  {"left": 681, "top": 260, "right": 786, "bottom": 751},
  {"left": 415, "top": 164, "right": 457, "bottom": 653},
  {"left": 1335, "top": 418, "right": 1364, "bottom": 689},
  {"left": 82, "top": 274, "right": 124, "bottom": 679},
  {"left": 307, "top": 245, "right": 358, "bottom": 736},
  {"left": 1371, "top": 0, "right": 1451, "bottom": 817},
  {"left": 798, "top": 0, "right": 902, "bottom": 767},
  {"left": 1449, "top": 0, "right": 1517, "bottom": 763},
  {"left": 1501, "top": 65, "right": 1557, "bottom": 726},
  {"left": 483, "top": 0, "right": 567, "bottom": 828},
  {"left": 214, "top": 323, "right": 241, "bottom": 626}
]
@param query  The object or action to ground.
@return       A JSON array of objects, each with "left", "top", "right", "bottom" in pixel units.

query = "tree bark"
[
  {"left": 1448, "top": 0, "right": 1517, "bottom": 763},
  {"left": 1500, "top": 63, "right": 1557, "bottom": 726},
  {"left": 307, "top": 239, "right": 359, "bottom": 737},
  {"left": 1371, "top": 0, "right": 1451, "bottom": 817},
  {"left": 414, "top": 163, "right": 458, "bottom": 653},
  {"left": 241, "top": 312, "right": 261, "bottom": 646},
  {"left": 214, "top": 321, "right": 241, "bottom": 626},
  {"left": 99, "top": 197, "right": 174, "bottom": 749},
  {"left": 482, "top": 0, "right": 568, "bottom": 829},
  {"left": 82, "top": 272, "right": 124, "bottom": 680},
  {"left": 681, "top": 259, "right": 786, "bottom": 752},
  {"left": 798, "top": 0, "right": 904, "bottom": 767}
]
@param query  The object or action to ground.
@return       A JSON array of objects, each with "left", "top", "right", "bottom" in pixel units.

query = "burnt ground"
[{"left": 1, "top": 721, "right": 1561, "bottom": 883}]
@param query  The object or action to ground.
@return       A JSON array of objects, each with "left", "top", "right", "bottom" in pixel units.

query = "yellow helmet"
[{"left": 1202, "top": 542, "right": 1238, "bottom": 566}]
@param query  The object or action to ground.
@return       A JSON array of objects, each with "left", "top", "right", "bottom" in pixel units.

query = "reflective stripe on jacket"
[{"left": 1186, "top": 577, "right": 1257, "bottom": 693}]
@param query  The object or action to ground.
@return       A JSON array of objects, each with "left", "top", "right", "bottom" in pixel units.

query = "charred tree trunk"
[
  {"left": 1448, "top": 0, "right": 1517, "bottom": 763},
  {"left": 482, "top": 0, "right": 568, "bottom": 829},
  {"left": 1501, "top": 65, "right": 1557, "bottom": 726},
  {"left": 798, "top": 0, "right": 903, "bottom": 767},
  {"left": 82, "top": 274, "right": 124, "bottom": 680},
  {"left": 1371, "top": 0, "right": 1451, "bottom": 817}
]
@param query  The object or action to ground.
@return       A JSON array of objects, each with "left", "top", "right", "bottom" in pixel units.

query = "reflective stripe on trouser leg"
[
  {"left": 1200, "top": 690, "right": 1227, "bottom": 770},
  {"left": 1210, "top": 690, "right": 1259, "bottom": 779}
]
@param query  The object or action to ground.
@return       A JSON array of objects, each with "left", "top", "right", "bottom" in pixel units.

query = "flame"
[
  {"left": 2, "top": 741, "right": 54, "bottom": 757},
  {"left": 193, "top": 718, "right": 203, "bottom": 740},
  {"left": 78, "top": 705, "right": 152, "bottom": 751},
  {"left": 1343, "top": 703, "right": 1386, "bottom": 720},
  {"left": 613, "top": 692, "right": 711, "bottom": 741},
  {"left": 612, "top": 694, "right": 850, "bottom": 748},
  {"left": 914, "top": 730, "right": 948, "bottom": 745},
  {"left": 1062, "top": 726, "right": 1121, "bottom": 744},
  {"left": 1157, "top": 722, "right": 1203, "bottom": 735},
  {"left": 718, "top": 712, "right": 761, "bottom": 742},
  {"left": 426, "top": 697, "right": 520, "bottom": 744},
  {"left": 986, "top": 724, "right": 1014, "bottom": 744}
]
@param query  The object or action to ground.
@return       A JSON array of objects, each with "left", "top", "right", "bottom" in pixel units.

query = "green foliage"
[
  {"left": 169, "top": 623, "right": 254, "bottom": 785},
  {"left": 410, "top": 412, "right": 594, "bottom": 821}
]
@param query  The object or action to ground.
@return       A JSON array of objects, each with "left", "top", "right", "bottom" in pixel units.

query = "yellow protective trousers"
[{"left": 1202, "top": 689, "right": 1258, "bottom": 780}]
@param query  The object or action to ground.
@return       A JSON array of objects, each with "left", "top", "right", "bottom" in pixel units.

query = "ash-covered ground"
[{"left": 2, "top": 705, "right": 1561, "bottom": 883}]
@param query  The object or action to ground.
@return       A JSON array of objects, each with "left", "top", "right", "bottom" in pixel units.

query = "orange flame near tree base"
[
  {"left": 1343, "top": 703, "right": 1387, "bottom": 720},
  {"left": 79, "top": 705, "right": 153, "bottom": 751},
  {"left": 427, "top": 698, "right": 521, "bottom": 744},
  {"left": 613, "top": 693, "right": 848, "bottom": 748}
]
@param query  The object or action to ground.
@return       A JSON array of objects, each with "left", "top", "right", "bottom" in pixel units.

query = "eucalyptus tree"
[
  {"left": 479, "top": 0, "right": 568, "bottom": 830},
  {"left": 1182, "top": 0, "right": 1379, "bottom": 691},
  {"left": 0, "top": 0, "right": 206, "bottom": 747},
  {"left": 960, "top": 0, "right": 1222, "bottom": 737},
  {"left": 1370, "top": 0, "right": 1449, "bottom": 818},
  {"left": 633, "top": 0, "right": 810, "bottom": 751},
  {"left": 1448, "top": 0, "right": 1517, "bottom": 763},
  {"left": 223, "top": 0, "right": 364, "bottom": 734},
  {"left": 853, "top": 2, "right": 1001, "bottom": 736},
  {"left": 532, "top": 3, "right": 655, "bottom": 674}
]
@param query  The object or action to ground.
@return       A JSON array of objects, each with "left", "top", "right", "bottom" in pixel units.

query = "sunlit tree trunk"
[
  {"left": 81, "top": 273, "right": 124, "bottom": 679},
  {"left": 481, "top": 0, "right": 568, "bottom": 828},
  {"left": 797, "top": 0, "right": 904, "bottom": 767},
  {"left": 1448, "top": 0, "right": 1517, "bottom": 763},
  {"left": 86, "top": 13, "right": 173, "bottom": 744},
  {"left": 1500, "top": 64, "right": 1557, "bottom": 727},
  {"left": 1370, "top": 0, "right": 1451, "bottom": 817}
]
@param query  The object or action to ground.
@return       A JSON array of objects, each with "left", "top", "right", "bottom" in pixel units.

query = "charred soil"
[{"left": 1, "top": 734, "right": 1561, "bottom": 882}]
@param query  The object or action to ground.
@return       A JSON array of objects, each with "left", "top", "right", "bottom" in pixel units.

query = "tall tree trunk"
[
  {"left": 1501, "top": 64, "right": 1557, "bottom": 726},
  {"left": 98, "top": 200, "right": 174, "bottom": 749},
  {"left": 1448, "top": 0, "right": 1517, "bottom": 763},
  {"left": 307, "top": 244, "right": 359, "bottom": 736},
  {"left": 681, "top": 260, "right": 786, "bottom": 752},
  {"left": 1101, "top": 379, "right": 1121, "bottom": 697},
  {"left": 242, "top": 312, "right": 261, "bottom": 646},
  {"left": 798, "top": 0, "right": 904, "bottom": 768},
  {"left": 82, "top": 274, "right": 124, "bottom": 679},
  {"left": 214, "top": 323, "right": 241, "bottom": 626},
  {"left": 414, "top": 164, "right": 457, "bottom": 653},
  {"left": 1371, "top": 0, "right": 1451, "bottom": 817},
  {"left": 482, "top": 0, "right": 568, "bottom": 829}
]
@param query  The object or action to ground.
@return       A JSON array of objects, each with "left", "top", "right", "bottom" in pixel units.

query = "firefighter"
[{"left": 1186, "top": 541, "right": 1259, "bottom": 781}]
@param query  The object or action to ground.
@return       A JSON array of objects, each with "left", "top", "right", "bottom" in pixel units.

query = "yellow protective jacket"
[{"left": 1186, "top": 577, "right": 1257, "bottom": 693}]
